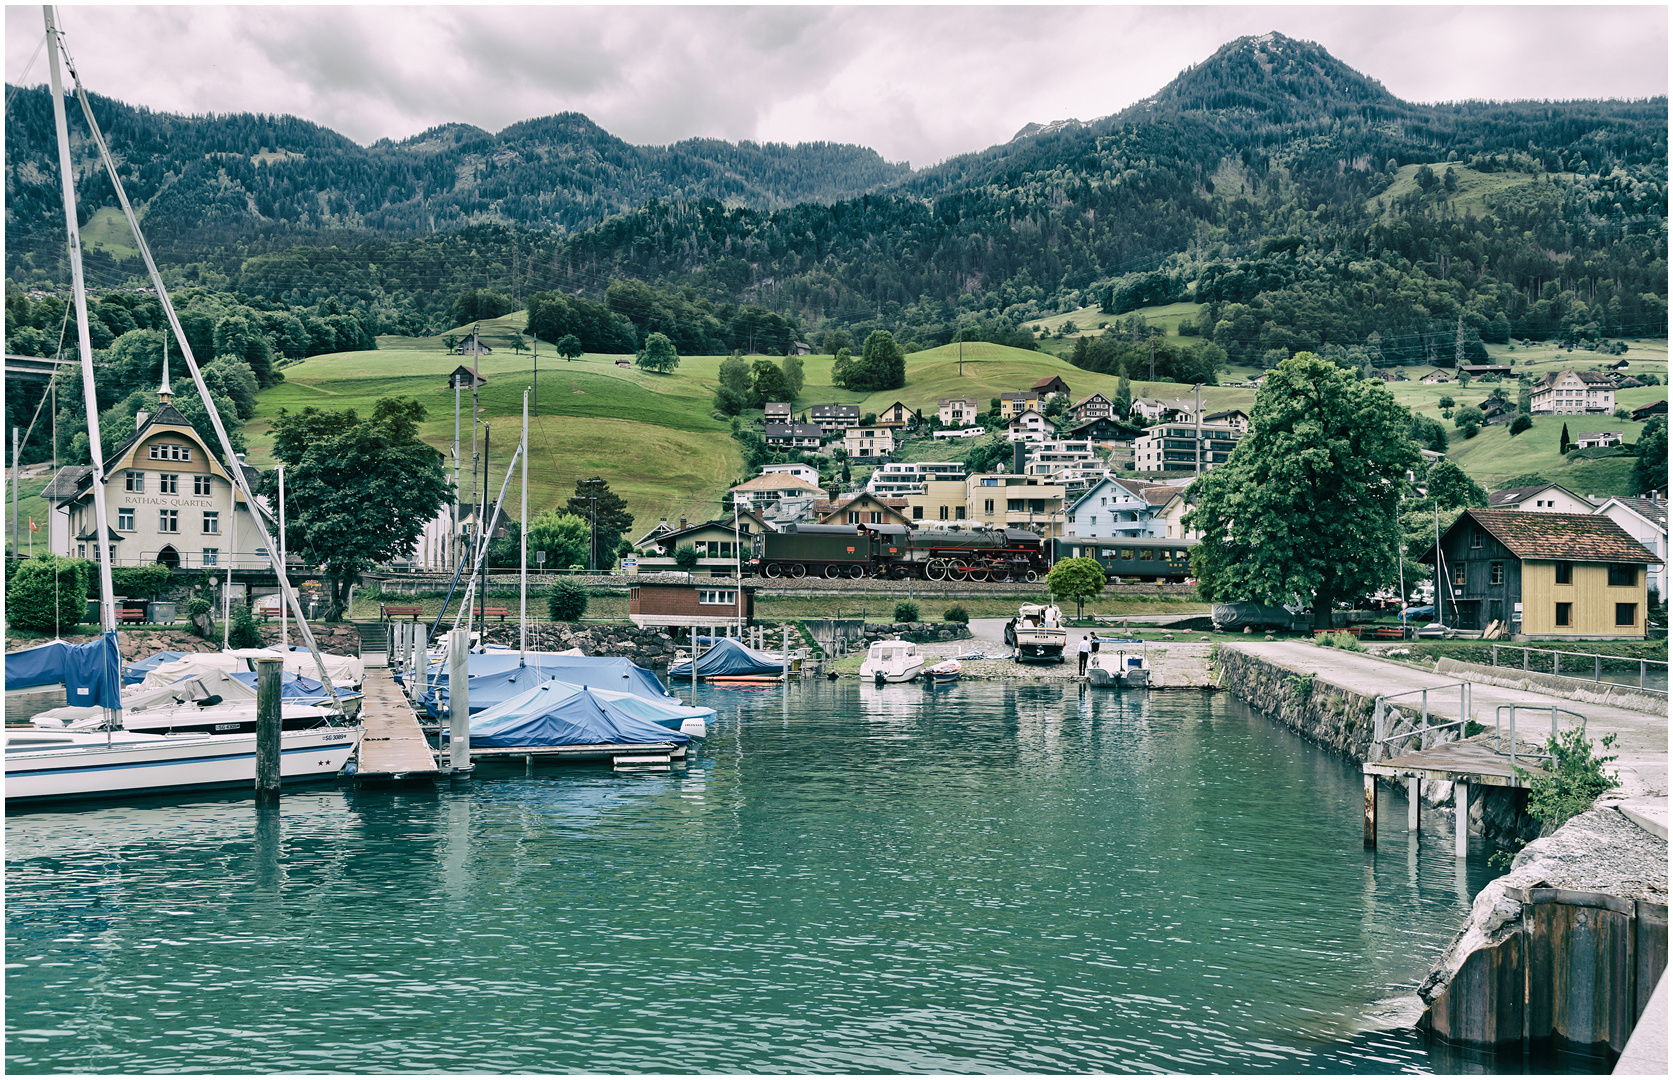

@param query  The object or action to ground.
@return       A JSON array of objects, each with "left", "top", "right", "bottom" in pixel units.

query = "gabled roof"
[
  {"left": 1071, "top": 392, "right": 1112, "bottom": 408},
  {"left": 44, "top": 465, "right": 91, "bottom": 503},
  {"left": 938, "top": 396, "right": 980, "bottom": 406},
  {"left": 1487, "top": 483, "right": 1593, "bottom": 509},
  {"left": 1535, "top": 368, "right": 1614, "bottom": 388},
  {"left": 1596, "top": 496, "right": 1668, "bottom": 533},
  {"left": 1067, "top": 475, "right": 1141, "bottom": 514},
  {"left": 1444, "top": 509, "right": 1658, "bottom": 563},
  {"left": 1030, "top": 376, "right": 1070, "bottom": 392},
  {"left": 1202, "top": 409, "right": 1246, "bottom": 422},
  {"left": 763, "top": 422, "right": 822, "bottom": 439},
  {"left": 729, "top": 473, "right": 823, "bottom": 494}
]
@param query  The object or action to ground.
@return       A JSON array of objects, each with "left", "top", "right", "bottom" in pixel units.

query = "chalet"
[
  {"left": 1070, "top": 392, "right": 1114, "bottom": 422},
  {"left": 628, "top": 578, "right": 755, "bottom": 629},
  {"left": 1068, "top": 416, "right": 1132, "bottom": 442},
  {"left": 447, "top": 365, "right": 488, "bottom": 389},
  {"left": 819, "top": 492, "right": 911, "bottom": 528},
  {"left": 1366, "top": 368, "right": 1396, "bottom": 382},
  {"left": 1616, "top": 376, "right": 1647, "bottom": 389},
  {"left": 1488, "top": 483, "right": 1597, "bottom": 514},
  {"left": 1631, "top": 400, "right": 1667, "bottom": 422},
  {"left": 1006, "top": 408, "right": 1051, "bottom": 443},
  {"left": 50, "top": 366, "right": 272, "bottom": 571},
  {"left": 763, "top": 402, "right": 793, "bottom": 424},
  {"left": 810, "top": 403, "right": 861, "bottom": 432},
  {"left": 938, "top": 397, "right": 981, "bottom": 426},
  {"left": 874, "top": 401, "right": 917, "bottom": 429},
  {"left": 1573, "top": 431, "right": 1624, "bottom": 450},
  {"left": 1065, "top": 477, "right": 1162, "bottom": 540},
  {"left": 1420, "top": 369, "right": 1453, "bottom": 384},
  {"left": 451, "top": 334, "right": 492, "bottom": 356},
  {"left": 787, "top": 341, "right": 813, "bottom": 356},
  {"left": 1029, "top": 375, "right": 1072, "bottom": 400},
  {"left": 1594, "top": 496, "right": 1668, "bottom": 599},
  {"left": 637, "top": 518, "right": 754, "bottom": 577},
  {"left": 1421, "top": 509, "right": 1657, "bottom": 638},
  {"left": 997, "top": 392, "right": 1041, "bottom": 420},
  {"left": 727, "top": 473, "right": 824, "bottom": 511},
  {"left": 1530, "top": 369, "right": 1616, "bottom": 415},
  {"left": 763, "top": 422, "right": 823, "bottom": 450},
  {"left": 843, "top": 426, "right": 897, "bottom": 462},
  {"left": 1202, "top": 409, "right": 1249, "bottom": 434},
  {"left": 1129, "top": 397, "right": 1197, "bottom": 424},
  {"left": 1608, "top": 359, "right": 1632, "bottom": 371},
  {"left": 1478, "top": 398, "right": 1515, "bottom": 426}
]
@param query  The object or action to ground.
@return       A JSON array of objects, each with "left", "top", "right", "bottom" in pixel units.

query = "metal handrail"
[
  {"left": 1489, "top": 644, "right": 1667, "bottom": 695},
  {"left": 1370, "top": 681, "right": 1472, "bottom": 761},
  {"left": 1495, "top": 704, "right": 1588, "bottom": 766}
]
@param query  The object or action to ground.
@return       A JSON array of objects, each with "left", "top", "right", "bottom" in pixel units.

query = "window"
[
  {"left": 1489, "top": 562, "right": 1504, "bottom": 585},
  {"left": 1120, "top": 548, "right": 1134, "bottom": 561},
  {"left": 202, "top": 548, "right": 218, "bottom": 566},
  {"left": 1555, "top": 603, "right": 1572, "bottom": 627},
  {"left": 159, "top": 509, "right": 179, "bottom": 532},
  {"left": 203, "top": 511, "right": 221, "bottom": 534},
  {"left": 869, "top": 512, "right": 881, "bottom": 524},
  {"left": 1608, "top": 564, "right": 1639, "bottom": 587},
  {"left": 847, "top": 512, "right": 860, "bottom": 524},
  {"left": 1007, "top": 499, "right": 1023, "bottom": 512},
  {"left": 124, "top": 471, "right": 144, "bottom": 493},
  {"left": 984, "top": 499, "right": 994, "bottom": 514},
  {"left": 193, "top": 474, "right": 212, "bottom": 496},
  {"left": 1470, "top": 529, "right": 1484, "bottom": 548},
  {"left": 1453, "top": 564, "right": 1467, "bottom": 586},
  {"left": 1139, "top": 549, "right": 1153, "bottom": 562},
  {"left": 1616, "top": 603, "right": 1637, "bottom": 627},
  {"left": 149, "top": 444, "right": 191, "bottom": 461},
  {"left": 77, "top": 544, "right": 86, "bottom": 558},
  {"left": 939, "top": 506, "right": 948, "bottom": 520},
  {"left": 913, "top": 505, "right": 923, "bottom": 520},
  {"left": 955, "top": 507, "right": 965, "bottom": 520},
  {"left": 1555, "top": 561, "right": 1573, "bottom": 585},
  {"left": 117, "top": 508, "right": 135, "bottom": 531},
  {"left": 158, "top": 473, "right": 179, "bottom": 495},
  {"left": 698, "top": 589, "right": 737, "bottom": 606}
]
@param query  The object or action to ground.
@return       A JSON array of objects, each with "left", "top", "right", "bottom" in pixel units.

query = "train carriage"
[
  {"left": 748, "top": 523, "right": 873, "bottom": 578},
  {"left": 1048, "top": 537, "right": 1197, "bottom": 583}
]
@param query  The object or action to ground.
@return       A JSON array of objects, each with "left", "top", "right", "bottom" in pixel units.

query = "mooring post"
[
  {"left": 448, "top": 628, "right": 471, "bottom": 774},
  {"left": 1454, "top": 781, "right": 1469, "bottom": 857},
  {"left": 254, "top": 657, "right": 282, "bottom": 801},
  {"left": 1364, "top": 774, "right": 1378, "bottom": 848},
  {"left": 781, "top": 626, "right": 789, "bottom": 678},
  {"left": 1407, "top": 778, "right": 1421, "bottom": 833}
]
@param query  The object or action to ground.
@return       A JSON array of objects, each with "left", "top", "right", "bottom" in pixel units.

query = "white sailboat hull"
[{"left": 5, "top": 727, "right": 362, "bottom": 804}]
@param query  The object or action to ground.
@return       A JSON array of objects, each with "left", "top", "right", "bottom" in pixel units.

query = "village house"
[
  {"left": 819, "top": 492, "right": 911, "bottom": 527},
  {"left": 903, "top": 479, "right": 970, "bottom": 524},
  {"left": 1069, "top": 392, "right": 1115, "bottom": 423},
  {"left": 1029, "top": 375, "right": 1073, "bottom": 400},
  {"left": 1487, "top": 483, "right": 1597, "bottom": 514},
  {"left": 635, "top": 517, "right": 765, "bottom": 576},
  {"left": 843, "top": 426, "right": 897, "bottom": 462},
  {"left": 937, "top": 397, "right": 981, "bottom": 426},
  {"left": 874, "top": 401, "right": 917, "bottom": 429},
  {"left": 866, "top": 462, "right": 966, "bottom": 499},
  {"left": 1064, "top": 477, "right": 1164, "bottom": 540},
  {"left": 1132, "top": 422, "right": 1241, "bottom": 474},
  {"left": 760, "top": 462, "right": 820, "bottom": 487},
  {"left": 997, "top": 392, "right": 1041, "bottom": 420},
  {"left": 1422, "top": 509, "right": 1657, "bottom": 638},
  {"left": 1457, "top": 364, "right": 1514, "bottom": 378},
  {"left": 1420, "top": 369, "right": 1453, "bottom": 384},
  {"left": 763, "top": 402, "right": 793, "bottom": 424},
  {"left": 48, "top": 371, "right": 273, "bottom": 571},
  {"left": 1024, "top": 439, "right": 1104, "bottom": 485},
  {"left": 628, "top": 578, "right": 755, "bottom": 629},
  {"left": 1006, "top": 408, "right": 1051, "bottom": 443},
  {"left": 1593, "top": 495, "right": 1668, "bottom": 600},
  {"left": 1129, "top": 396, "right": 1198, "bottom": 424},
  {"left": 1630, "top": 400, "right": 1666, "bottom": 422},
  {"left": 1201, "top": 409, "right": 1249, "bottom": 434},
  {"left": 446, "top": 365, "right": 489, "bottom": 390},
  {"left": 809, "top": 403, "right": 862, "bottom": 433},
  {"left": 763, "top": 422, "right": 823, "bottom": 450},
  {"left": 1573, "top": 431, "right": 1624, "bottom": 450},
  {"left": 727, "top": 473, "right": 824, "bottom": 511},
  {"left": 1530, "top": 369, "right": 1617, "bottom": 415},
  {"left": 450, "top": 332, "right": 492, "bottom": 356},
  {"left": 1067, "top": 416, "right": 1131, "bottom": 442},
  {"left": 964, "top": 474, "right": 1068, "bottom": 538}
]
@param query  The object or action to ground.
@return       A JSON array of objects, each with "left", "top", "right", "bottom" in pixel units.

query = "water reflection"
[{"left": 9, "top": 682, "right": 1526, "bottom": 1074}]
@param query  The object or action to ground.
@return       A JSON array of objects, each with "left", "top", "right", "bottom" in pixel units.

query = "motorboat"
[
  {"left": 860, "top": 639, "right": 925, "bottom": 684},
  {"left": 31, "top": 669, "right": 361, "bottom": 734},
  {"left": 1006, "top": 605, "right": 1067, "bottom": 663},
  {"left": 1086, "top": 638, "right": 1150, "bottom": 688},
  {"left": 5, "top": 725, "right": 363, "bottom": 804},
  {"left": 923, "top": 659, "right": 962, "bottom": 685}
]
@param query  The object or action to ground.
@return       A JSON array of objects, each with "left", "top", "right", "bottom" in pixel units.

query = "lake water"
[{"left": 8, "top": 680, "right": 1531, "bottom": 1073}]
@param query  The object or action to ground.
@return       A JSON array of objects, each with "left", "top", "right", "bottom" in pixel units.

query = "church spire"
[{"left": 157, "top": 334, "right": 173, "bottom": 405}]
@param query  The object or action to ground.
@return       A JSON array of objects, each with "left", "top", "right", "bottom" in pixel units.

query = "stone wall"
[
  {"left": 479, "top": 623, "right": 682, "bottom": 667},
  {"left": 1217, "top": 647, "right": 1536, "bottom": 847},
  {"left": 853, "top": 621, "right": 975, "bottom": 648}
]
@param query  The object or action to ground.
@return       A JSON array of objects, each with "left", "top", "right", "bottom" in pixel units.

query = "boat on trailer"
[{"left": 1006, "top": 605, "right": 1067, "bottom": 663}]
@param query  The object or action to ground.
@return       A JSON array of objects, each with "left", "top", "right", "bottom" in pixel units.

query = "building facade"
[
  {"left": 964, "top": 474, "right": 1067, "bottom": 537},
  {"left": 1530, "top": 369, "right": 1617, "bottom": 415},
  {"left": 1065, "top": 477, "right": 1164, "bottom": 539},
  {"left": 938, "top": 397, "right": 981, "bottom": 426},
  {"left": 1132, "top": 423, "right": 1241, "bottom": 474}
]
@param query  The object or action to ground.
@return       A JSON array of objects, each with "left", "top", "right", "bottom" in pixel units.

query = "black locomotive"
[{"left": 747, "top": 523, "right": 1048, "bottom": 581}]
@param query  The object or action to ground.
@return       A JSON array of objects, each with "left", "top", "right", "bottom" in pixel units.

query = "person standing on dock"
[{"left": 1077, "top": 634, "right": 1092, "bottom": 676}]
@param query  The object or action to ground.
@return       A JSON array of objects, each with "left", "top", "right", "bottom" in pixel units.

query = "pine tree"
[{"left": 1559, "top": 422, "right": 1571, "bottom": 455}]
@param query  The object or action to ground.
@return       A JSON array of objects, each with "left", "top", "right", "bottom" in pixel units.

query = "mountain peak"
[{"left": 1143, "top": 32, "right": 1400, "bottom": 121}]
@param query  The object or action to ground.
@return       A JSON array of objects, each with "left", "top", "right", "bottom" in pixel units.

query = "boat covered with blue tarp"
[
  {"left": 122, "top": 650, "right": 191, "bottom": 685},
  {"left": 666, "top": 638, "right": 783, "bottom": 680},
  {"left": 462, "top": 679, "right": 692, "bottom": 750},
  {"left": 5, "top": 633, "right": 122, "bottom": 708},
  {"left": 414, "top": 653, "right": 675, "bottom": 717}
]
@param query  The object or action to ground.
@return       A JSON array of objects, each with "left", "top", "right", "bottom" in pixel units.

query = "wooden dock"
[
  {"left": 354, "top": 669, "right": 444, "bottom": 781},
  {"left": 1362, "top": 736, "right": 1548, "bottom": 854}
]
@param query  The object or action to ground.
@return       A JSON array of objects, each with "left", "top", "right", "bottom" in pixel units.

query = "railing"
[
  {"left": 1487, "top": 644, "right": 1667, "bottom": 696},
  {"left": 1369, "top": 681, "right": 1472, "bottom": 762},
  {"left": 1494, "top": 704, "right": 1588, "bottom": 766}
]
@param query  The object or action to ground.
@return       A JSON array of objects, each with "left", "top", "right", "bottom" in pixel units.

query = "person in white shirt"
[{"left": 1076, "top": 634, "right": 1092, "bottom": 675}]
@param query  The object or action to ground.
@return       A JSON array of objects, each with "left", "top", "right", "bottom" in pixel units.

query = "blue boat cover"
[
  {"left": 122, "top": 650, "right": 190, "bottom": 685},
  {"left": 667, "top": 638, "right": 783, "bottom": 679},
  {"left": 227, "top": 669, "right": 362, "bottom": 703},
  {"left": 417, "top": 653, "right": 673, "bottom": 717},
  {"left": 5, "top": 633, "right": 122, "bottom": 708},
  {"left": 466, "top": 679, "right": 690, "bottom": 749}
]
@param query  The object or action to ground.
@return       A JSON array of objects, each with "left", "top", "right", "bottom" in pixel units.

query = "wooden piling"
[
  {"left": 448, "top": 628, "right": 471, "bottom": 773},
  {"left": 254, "top": 657, "right": 282, "bottom": 800},
  {"left": 1408, "top": 777, "right": 1421, "bottom": 834},
  {"left": 1363, "top": 774, "right": 1377, "bottom": 848},
  {"left": 1455, "top": 781, "right": 1470, "bottom": 857}
]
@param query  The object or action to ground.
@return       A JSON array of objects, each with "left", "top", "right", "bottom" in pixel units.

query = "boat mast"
[
  {"left": 51, "top": 15, "right": 344, "bottom": 712},
  {"left": 519, "top": 389, "right": 528, "bottom": 663},
  {"left": 44, "top": 6, "right": 115, "bottom": 636}
]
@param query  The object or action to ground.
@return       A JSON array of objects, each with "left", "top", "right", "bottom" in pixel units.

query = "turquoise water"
[{"left": 9, "top": 681, "right": 1504, "bottom": 1073}]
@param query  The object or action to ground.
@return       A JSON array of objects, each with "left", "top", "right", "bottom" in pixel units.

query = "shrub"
[
  {"left": 1317, "top": 630, "right": 1366, "bottom": 651},
  {"left": 894, "top": 600, "right": 920, "bottom": 623},
  {"left": 673, "top": 545, "right": 698, "bottom": 569},
  {"left": 1517, "top": 728, "right": 1619, "bottom": 827},
  {"left": 942, "top": 605, "right": 969, "bottom": 624},
  {"left": 547, "top": 579, "right": 589, "bottom": 622},
  {"left": 227, "top": 604, "right": 264, "bottom": 649},
  {"left": 5, "top": 555, "right": 91, "bottom": 633},
  {"left": 111, "top": 564, "right": 172, "bottom": 599},
  {"left": 185, "top": 597, "right": 213, "bottom": 617}
]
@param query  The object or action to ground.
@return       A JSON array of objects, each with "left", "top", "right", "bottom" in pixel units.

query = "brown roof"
[
  {"left": 729, "top": 474, "right": 822, "bottom": 494},
  {"left": 1461, "top": 509, "right": 1659, "bottom": 563}
]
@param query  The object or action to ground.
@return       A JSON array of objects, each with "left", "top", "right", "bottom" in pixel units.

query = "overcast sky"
[{"left": 7, "top": 4, "right": 1667, "bottom": 166}]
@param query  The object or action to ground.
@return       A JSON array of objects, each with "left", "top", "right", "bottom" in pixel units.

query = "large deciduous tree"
[
  {"left": 1630, "top": 415, "right": 1667, "bottom": 496},
  {"left": 260, "top": 397, "right": 451, "bottom": 619},
  {"left": 636, "top": 331, "right": 680, "bottom": 373},
  {"left": 1184, "top": 354, "right": 1418, "bottom": 629},
  {"left": 525, "top": 511, "right": 591, "bottom": 569},
  {"left": 566, "top": 478, "right": 634, "bottom": 571}
]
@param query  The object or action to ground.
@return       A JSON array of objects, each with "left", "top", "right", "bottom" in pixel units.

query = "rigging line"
[{"left": 5, "top": 32, "right": 47, "bottom": 111}]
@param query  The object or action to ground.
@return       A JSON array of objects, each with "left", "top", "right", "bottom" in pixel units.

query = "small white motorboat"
[
  {"left": 923, "top": 659, "right": 962, "bottom": 685},
  {"left": 860, "top": 640, "right": 925, "bottom": 684},
  {"left": 1086, "top": 638, "right": 1150, "bottom": 688},
  {"left": 1005, "top": 605, "right": 1067, "bottom": 663}
]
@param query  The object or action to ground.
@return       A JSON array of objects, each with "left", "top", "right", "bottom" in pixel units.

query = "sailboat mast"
[
  {"left": 519, "top": 389, "right": 528, "bottom": 662},
  {"left": 44, "top": 6, "right": 115, "bottom": 634}
]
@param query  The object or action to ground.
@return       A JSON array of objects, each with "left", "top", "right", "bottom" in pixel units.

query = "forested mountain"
[
  {"left": 2, "top": 89, "right": 910, "bottom": 276},
  {"left": 6, "top": 33, "right": 1667, "bottom": 366}
]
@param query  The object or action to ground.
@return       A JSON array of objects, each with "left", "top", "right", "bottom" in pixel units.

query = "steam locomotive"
[{"left": 747, "top": 523, "right": 1049, "bottom": 581}]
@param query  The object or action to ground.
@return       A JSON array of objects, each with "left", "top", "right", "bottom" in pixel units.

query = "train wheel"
[
  {"left": 847, "top": 564, "right": 866, "bottom": 579},
  {"left": 764, "top": 563, "right": 783, "bottom": 579},
  {"left": 1024, "top": 570, "right": 1040, "bottom": 583},
  {"left": 890, "top": 565, "right": 911, "bottom": 580},
  {"left": 824, "top": 564, "right": 842, "bottom": 579},
  {"left": 925, "top": 559, "right": 948, "bottom": 581},
  {"left": 789, "top": 563, "right": 807, "bottom": 579}
]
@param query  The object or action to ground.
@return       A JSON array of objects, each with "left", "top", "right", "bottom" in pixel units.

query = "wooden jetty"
[
  {"left": 1363, "top": 737, "right": 1547, "bottom": 855},
  {"left": 353, "top": 669, "right": 445, "bottom": 781}
]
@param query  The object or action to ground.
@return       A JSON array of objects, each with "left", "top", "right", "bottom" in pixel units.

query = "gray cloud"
[{"left": 7, "top": 5, "right": 1665, "bottom": 166}]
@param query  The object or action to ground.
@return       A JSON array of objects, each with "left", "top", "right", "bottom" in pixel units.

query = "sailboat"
[{"left": 5, "top": 9, "right": 361, "bottom": 804}]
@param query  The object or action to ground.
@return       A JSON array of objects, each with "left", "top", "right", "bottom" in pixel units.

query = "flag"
[{"left": 28, "top": 517, "right": 37, "bottom": 532}]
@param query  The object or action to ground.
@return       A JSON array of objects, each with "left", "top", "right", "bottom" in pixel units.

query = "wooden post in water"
[
  {"left": 781, "top": 626, "right": 789, "bottom": 679},
  {"left": 254, "top": 657, "right": 282, "bottom": 800},
  {"left": 1454, "top": 782, "right": 1469, "bottom": 857},
  {"left": 448, "top": 628, "right": 471, "bottom": 773},
  {"left": 1408, "top": 778, "right": 1421, "bottom": 834},
  {"left": 1363, "top": 775, "right": 1377, "bottom": 848}
]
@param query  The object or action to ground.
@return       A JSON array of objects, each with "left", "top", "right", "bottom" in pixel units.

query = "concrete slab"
[{"left": 1614, "top": 970, "right": 1667, "bottom": 1076}]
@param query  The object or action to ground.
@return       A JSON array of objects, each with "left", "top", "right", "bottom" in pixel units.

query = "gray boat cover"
[
  {"left": 418, "top": 653, "right": 673, "bottom": 716},
  {"left": 666, "top": 638, "right": 783, "bottom": 679},
  {"left": 464, "top": 679, "right": 690, "bottom": 749}
]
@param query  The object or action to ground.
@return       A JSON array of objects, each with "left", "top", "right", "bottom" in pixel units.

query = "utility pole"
[
  {"left": 11, "top": 426, "right": 19, "bottom": 560},
  {"left": 479, "top": 424, "right": 490, "bottom": 644},
  {"left": 452, "top": 375, "right": 461, "bottom": 573},
  {"left": 531, "top": 334, "right": 538, "bottom": 418},
  {"left": 470, "top": 323, "right": 481, "bottom": 511},
  {"left": 1148, "top": 328, "right": 1156, "bottom": 382}
]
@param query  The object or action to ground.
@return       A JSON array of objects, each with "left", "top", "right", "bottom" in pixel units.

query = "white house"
[
  {"left": 843, "top": 426, "right": 897, "bottom": 462},
  {"left": 1574, "top": 431, "right": 1624, "bottom": 449},
  {"left": 728, "top": 473, "right": 825, "bottom": 510},
  {"left": 1133, "top": 423, "right": 1241, "bottom": 474},
  {"left": 1530, "top": 369, "right": 1616, "bottom": 415},
  {"left": 866, "top": 461, "right": 966, "bottom": 498},
  {"left": 1024, "top": 440, "right": 1104, "bottom": 484},
  {"left": 1129, "top": 397, "right": 1198, "bottom": 424},
  {"left": 933, "top": 426, "right": 987, "bottom": 440},
  {"left": 1065, "top": 476, "right": 1165, "bottom": 539},
  {"left": 937, "top": 397, "right": 981, "bottom": 426},
  {"left": 1006, "top": 408, "right": 1051, "bottom": 443},
  {"left": 1594, "top": 496, "right": 1668, "bottom": 599},
  {"left": 49, "top": 374, "right": 274, "bottom": 570},
  {"left": 1487, "top": 483, "right": 1598, "bottom": 514},
  {"left": 762, "top": 463, "right": 821, "bottom": 487}
]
